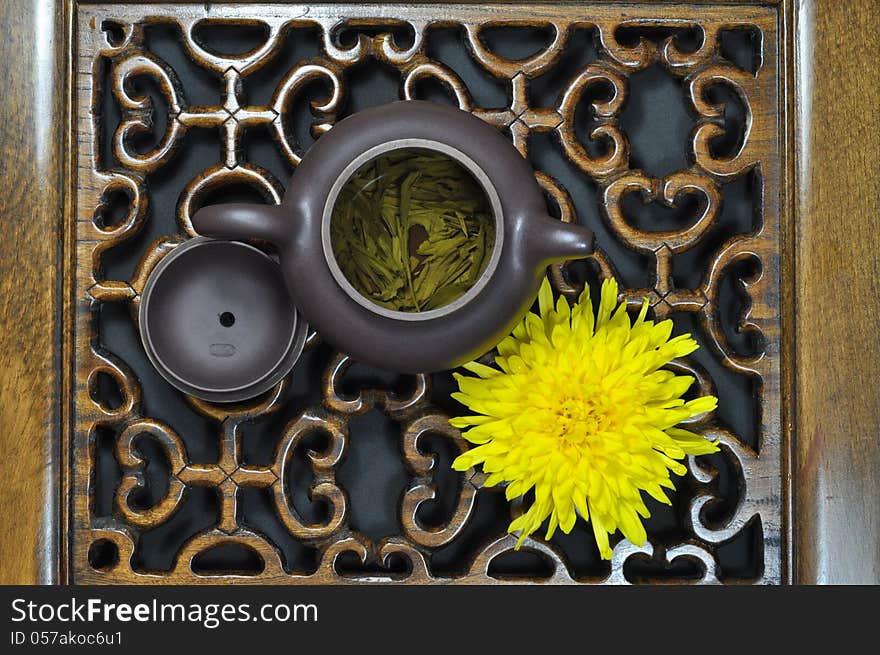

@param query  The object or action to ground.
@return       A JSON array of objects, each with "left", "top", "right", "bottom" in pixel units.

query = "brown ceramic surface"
[
  {"left": 139, "top": 238, "right": 307, "bottom": 402},
  {"left": 193, "top": 100, "right": 594, "bottom": 373}
]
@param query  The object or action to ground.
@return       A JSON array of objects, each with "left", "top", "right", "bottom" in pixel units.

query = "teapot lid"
[{"left": 139, "top": 237, "right": 308, "bottom": 402}]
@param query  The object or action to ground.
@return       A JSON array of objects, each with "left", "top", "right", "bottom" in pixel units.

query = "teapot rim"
[{"left": 320, "top": 137, "right": 506, "bottom": 322}]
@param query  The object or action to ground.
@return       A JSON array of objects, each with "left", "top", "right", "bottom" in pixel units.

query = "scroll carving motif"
[{"left": 72, "top": 3, "right": 783, "bottom": 584}]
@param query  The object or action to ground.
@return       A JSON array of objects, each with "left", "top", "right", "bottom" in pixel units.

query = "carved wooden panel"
[{"left": 71, "top": 2, "right": 784, "bottom": 584}]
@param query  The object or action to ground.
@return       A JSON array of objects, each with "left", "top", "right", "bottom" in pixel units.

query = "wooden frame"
[{"left": 0, "top": 0, "right": 876, "bottom": 585}]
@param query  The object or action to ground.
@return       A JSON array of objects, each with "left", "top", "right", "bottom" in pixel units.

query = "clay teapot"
[{"left": 193, "top": 100, "right": 593, "bottom": 373}]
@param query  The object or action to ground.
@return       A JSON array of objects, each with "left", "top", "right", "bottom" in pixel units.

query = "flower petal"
[{"left": 447, "top": 269, "right": 716, "bottom": 561}]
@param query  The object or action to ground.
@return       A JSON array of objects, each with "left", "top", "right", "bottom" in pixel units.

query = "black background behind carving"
[{"left": 90, "top": 20, "right": 763, "bottom": 582}]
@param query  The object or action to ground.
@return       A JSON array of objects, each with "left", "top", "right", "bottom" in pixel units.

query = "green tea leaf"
[{"left": 330, "top": 149, "right": 496, "bottom": 313}]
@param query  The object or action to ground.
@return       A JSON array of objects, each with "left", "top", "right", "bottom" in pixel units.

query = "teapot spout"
[
  {"left": 192, "top": 203, "right": 286, "bottom": 246},
  {"left": 525, "top": 215, "right": 594, "bottom": 266}
]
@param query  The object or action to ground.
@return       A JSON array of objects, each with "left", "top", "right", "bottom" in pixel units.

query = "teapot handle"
[
  {"left": 192, "top": 203, "right": 286, "bottom": 246},
  {"left": 524, "top": 214, "right": 594, "bottom": 266}
]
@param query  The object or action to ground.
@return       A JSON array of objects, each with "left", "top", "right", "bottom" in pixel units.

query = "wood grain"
[
  {"left": 794, "top": 0, "right": 880, "bottom": 584},
  {"left": 4, "top": 0, "right": 876, "bottom": 585},
  {"left": 70, "top": 2, "right": 783, "bottom": 584},
  {"left": 0, "top": 0, "right": 66, "bottom": 584}
]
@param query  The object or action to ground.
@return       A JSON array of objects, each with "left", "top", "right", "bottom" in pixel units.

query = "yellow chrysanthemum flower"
[{"left": 450, "top": 277, "right": 718, "bottom": 559}]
